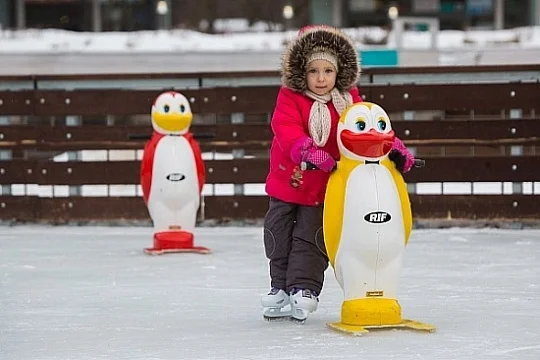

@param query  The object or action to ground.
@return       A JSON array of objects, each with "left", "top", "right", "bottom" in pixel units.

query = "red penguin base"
[{"left": 144, "top": 230, "right": 211, "bottom": 255}]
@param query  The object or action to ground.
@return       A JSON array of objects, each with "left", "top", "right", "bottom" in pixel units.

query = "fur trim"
[{"left": 281, "top": 26, "right": 360, "bottom": 92}]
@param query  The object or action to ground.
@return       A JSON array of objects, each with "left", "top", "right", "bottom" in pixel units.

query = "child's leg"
[
  {"left": 263, "top": 197, "right": 297, "bottom": 290},
  {"left": 287, "top": 204, "right": 328, "bottom": 295}
]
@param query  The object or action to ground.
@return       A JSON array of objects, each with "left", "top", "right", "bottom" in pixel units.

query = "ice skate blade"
[
  {"left": 290, "top": 316, "right": 306, "bottom": 324},
  {"left": 327, "top": 319, "right": 436, "bottom": 336},
  {"left": 290, "top": 308, "right": 309, "bottom": 323},
  {"left": 144, "top": 246, "right": 211, "bottom": 255},
  {"left": 263, "top": 308, "right": 291, "bottom": 321},
  {"left": 263, "top": 314, "right": 291, "bottom": 322}
]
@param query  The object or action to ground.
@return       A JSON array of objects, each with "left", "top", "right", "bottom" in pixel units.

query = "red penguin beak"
[{"left": 340, "top": 129, "right": 395, "bottom": 158}]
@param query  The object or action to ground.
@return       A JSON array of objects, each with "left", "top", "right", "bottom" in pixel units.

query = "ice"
[{"left": 0, "top": 225, "right": 539, "bottom": 359}]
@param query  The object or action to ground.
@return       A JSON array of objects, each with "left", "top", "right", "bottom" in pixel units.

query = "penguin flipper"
[
  {"left": 140, "top": 132, "right": 164, "bottom": 204},
  {"left": 382, "top": 158, "right": 412, "bottom": 245},
  {"left": 323, "top": 166, "right": 346, "bottom": 269},
  {"left": 185, "top": 132, "right": 206, "bottom": 193}
]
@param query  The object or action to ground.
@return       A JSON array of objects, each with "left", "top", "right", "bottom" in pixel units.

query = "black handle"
[
  {"left": 302, "top": 158, "right": 425, "bottom": 171},
  {"left": 300, "top": 161, "right": 319, "bottom": 171}
]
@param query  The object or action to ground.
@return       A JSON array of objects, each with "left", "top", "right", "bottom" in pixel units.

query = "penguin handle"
[
  {"left": 303, "top": 159, "right": 425, "bottom": 170},
  {"left": 128, "top": 132, "right": 216, "bottom": 140},
  {"left": 300, "top": 161, "right": 338, "bottom": 173},
  {"left": 413, "top": 159, "right": 426, "bottom": 168},
  {"left": 300, "top": 161, "right": 319, "bottom": 171}
]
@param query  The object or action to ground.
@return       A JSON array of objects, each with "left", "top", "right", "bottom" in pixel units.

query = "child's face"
[{"left": 306, "top": 59, "right": 337, "bottom": 96}]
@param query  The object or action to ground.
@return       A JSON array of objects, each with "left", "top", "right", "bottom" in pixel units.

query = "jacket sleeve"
[
  {"left": 270, "top": 87, "right": 309, "bottom": 157},
  {"left": 350, "top": 86, "right": 363, "bottom": 103}
]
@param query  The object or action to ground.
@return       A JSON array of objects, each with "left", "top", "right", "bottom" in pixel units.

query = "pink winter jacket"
[{"left": 265, "top": 86, "right": 363, "bottom": 206}]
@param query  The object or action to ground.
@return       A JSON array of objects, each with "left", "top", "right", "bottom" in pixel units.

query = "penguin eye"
[
  {"left": 163, "top": 104, "right": 170, "bottom": 113},
  {"left": 377, "top": 120, "right": 387, "bottom": 131},
  {"left": 180, "top": 104, "right": 186, "bottom": 113},
  {"left": 355, "top": 120, "right": 366, "bottom": 131}
]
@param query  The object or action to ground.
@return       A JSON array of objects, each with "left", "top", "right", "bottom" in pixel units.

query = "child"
[{"left": 261, "top": 25, "right": 414, "bottom": 321}]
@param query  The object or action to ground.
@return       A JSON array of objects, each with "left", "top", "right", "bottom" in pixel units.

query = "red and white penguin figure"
[{"left": 140, "top": 91, "right": 210, "bottom": 255}]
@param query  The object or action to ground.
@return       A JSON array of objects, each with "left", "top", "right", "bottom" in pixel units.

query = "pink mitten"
[
  {"left": 388, "top": 137, "right": 414, "bottom": 174},
  {"left": 290, "top": 137, "right": 336, "bottom": 172},
  {"left": 290, "top": 137, "right": 314, "bottom": 164}
]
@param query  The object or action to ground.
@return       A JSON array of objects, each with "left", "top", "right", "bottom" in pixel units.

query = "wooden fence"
[{"left": 1, "top": 65, "right": 539, "bottom": 224}]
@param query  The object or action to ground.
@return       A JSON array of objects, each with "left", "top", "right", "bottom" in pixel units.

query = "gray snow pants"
[{"left": 263, "top": 197, "right": 329, "bottom": 295}]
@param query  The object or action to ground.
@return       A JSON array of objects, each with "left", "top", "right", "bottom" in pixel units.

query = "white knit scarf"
[{"left": 304, "top": 88, "right": 353, "bottom": 147}]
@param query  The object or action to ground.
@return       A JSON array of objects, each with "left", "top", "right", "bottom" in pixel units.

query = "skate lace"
[
  {"left": 292, "top": 288, "right": 318, "bottom": 299},
  {"left": 268, "top": 287, "right": 282, "bottom": 295}
]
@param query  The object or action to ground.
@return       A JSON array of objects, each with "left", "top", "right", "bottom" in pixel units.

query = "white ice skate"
[
  {"left": 262, "top": 288, "right": 291, "bottom": 321},
  {"left": 290, "top": 289, "right": 319, "bottom": 323}
]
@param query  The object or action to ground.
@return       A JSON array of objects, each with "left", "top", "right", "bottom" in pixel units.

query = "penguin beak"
[
  {"left": 341, "top": 129, "right": 394, "bottom": 158},
  {"left": 153, "top": 112, "right": 192, "bottom": 132}
]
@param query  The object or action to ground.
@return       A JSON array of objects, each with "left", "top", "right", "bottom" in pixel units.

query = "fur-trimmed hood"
[{"left": 281, "top": 26, "right": 360, "bottom": 92}]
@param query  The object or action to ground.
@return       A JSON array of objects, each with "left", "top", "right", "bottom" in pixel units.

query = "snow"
[
  {"left": 0, "top": 225, "right": 539, "bottom": 359},
  {"left": 0, "top": 26, "right": 539, "bottom": 54}
]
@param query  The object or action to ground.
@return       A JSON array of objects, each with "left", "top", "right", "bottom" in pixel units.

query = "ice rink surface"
[{"left": 1, "top": 225, "right": 539, "bottom": 360}]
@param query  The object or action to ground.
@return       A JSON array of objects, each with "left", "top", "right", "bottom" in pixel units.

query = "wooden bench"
[{"left": 1, "top": 65, "right": 539, "bottom": 223}]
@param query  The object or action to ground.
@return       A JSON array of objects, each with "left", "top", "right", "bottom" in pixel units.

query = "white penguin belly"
[
  {"left": 148, "top": 136, "right": 200, "bottom": 233},
  {"left": 334, "top": 164, "right": 405, "bottom": 300}
]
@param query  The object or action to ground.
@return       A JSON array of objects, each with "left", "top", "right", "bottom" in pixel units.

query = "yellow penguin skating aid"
[{"left": 322, "top": 102, "right": 436, "bottom": 336}]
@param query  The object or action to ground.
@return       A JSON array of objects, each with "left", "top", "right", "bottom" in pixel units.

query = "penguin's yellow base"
[{"left": 326, "top": 298, "right": 436, "bottom": 336}]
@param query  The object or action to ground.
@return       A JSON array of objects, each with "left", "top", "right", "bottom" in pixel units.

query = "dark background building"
[{"left": 0, "top": 0, "right": 538, "bottom": 32}]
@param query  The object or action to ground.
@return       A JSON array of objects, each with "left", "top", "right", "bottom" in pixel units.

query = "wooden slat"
[
  {"left": 203, "top": 194, "right": 540, "bottom": 219},
  {"left": 0, "top": 75, "right": 34, "bottom": 81},
  {"left": 404, "top": 155, "right": 540, "bottom": 182},
  {"left": 3, "top": 120, "right": 539, "bottom": 151},
  {"left": 194, "top": 123, "right": 272, "bottom": 142},
  {"left": 29, "top": 83, "right": 540, "bottom": 116},
  {"left": 0, "top": 160, "right": 37, "bottom": 184},
  {"left": 1, "top": 123, "right": 272, "bottom": 146},
  {"left": 38, "top": 125, "right": 151, "bottom": 142},
  {"left": 364, "top": 64, "right": 540, "bottom": 75},
  {"left": 1, "top": 159, "right": 270, "bottom": 185},
  {"left": 0, "top": 64, "right": 533, "bottom": 82},
  {"left": 0, "top": 125, "right": 39, "bottom": 143},
  {"left": 1, "top": 195, "right": 538, "bottom": 222},
  {"left": 33, "top": 89, "right": 201, "bottom": 116},
  {"left": 392, "top": 119, "right": 540, "bottom": 141},
  {"left": 198, "top": 86, "right": 278, "bottom": 114},
  {"left": 368, "top": 83, "right": 540, "bottom": 112},
  {"left": 0, "top": 91, "right": 35, "bottom": 115},
  {"left": 47, "top": 155, "right": 540, "bottom": 183},
  {"left": 2, "top": 156, "right": 539, "bottom": 185},
  {"left": 37, "top": 197, "right": 147, "bottom": 222},
  {"left": 203, "top": 195, "right": 269, "bottom": 219},
  {"left": 31, "top": 70, "right": 281, "bottom": 81},
  {"left": 411, "top": 195, "right": 540, "bottom": 219},
  {"left": 205, "top": 158, "right": 269, "bottom": 183},
  {"left": 203, "top": 194, "right": 540, "bottom": 220},
  {"left": 22, "top": 159, "right": 271, "bottom": 185},
  {"left": 0, "top": 196, "right": 39, "bottom": 221},
  {"left": 63, "top": 123, "right": 272, "bottom": 143},
  {"left": 37, "top": 161, "right": 139, "bottom": 185}
]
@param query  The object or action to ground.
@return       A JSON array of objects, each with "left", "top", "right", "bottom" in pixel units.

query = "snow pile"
[{"left": 1, "top": 26, "right": 539, "bottom": 54}]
